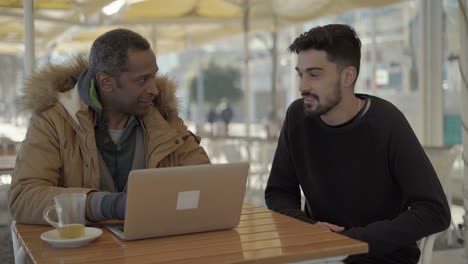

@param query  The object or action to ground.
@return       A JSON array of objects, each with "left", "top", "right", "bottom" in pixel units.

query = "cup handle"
[{"left": 43, "top": 205, "right": 59, "bottom": 229}]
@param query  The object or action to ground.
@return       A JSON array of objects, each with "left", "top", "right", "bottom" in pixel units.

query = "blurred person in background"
[
  {"left": 220, "top": 102, "right": 233, "bottom": 136},
  {"left": 207, "top": 107, "right": 218, "bottom": 136}
]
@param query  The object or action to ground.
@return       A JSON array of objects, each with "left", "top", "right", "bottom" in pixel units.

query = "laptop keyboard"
[{"left": 111, "top": 224, "right": 124, "bottom": 232}]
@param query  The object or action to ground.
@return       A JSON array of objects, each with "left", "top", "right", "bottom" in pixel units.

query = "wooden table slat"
[
  {"left": 239, "top": 212, "right": 276, "bottom": 221},
  {"left": 35, "top": 233, "right": 355, "bottom": 264},
  {"left": 240, "top": 207, "right": 270, "bottom": 214},
  {"left": 14, "top": 204, "right": 368, "bottom": 264},
  {"left": 30, "top": 226, "right": 330, "bottom": 258},
  {"left": 164, "top": 239, "right": 367, "bottom": 264}
]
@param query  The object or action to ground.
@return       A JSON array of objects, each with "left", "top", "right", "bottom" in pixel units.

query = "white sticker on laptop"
[{"left": 176, "top": 190, "right": 200, "bottom": 210}]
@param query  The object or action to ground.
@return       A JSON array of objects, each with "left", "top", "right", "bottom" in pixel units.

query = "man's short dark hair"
[
  {"left": 89, "top": 28, "right": 150, "bottom": 78},
  {"left": 289, "top": 24, "right": 361, "bottom": 83}
]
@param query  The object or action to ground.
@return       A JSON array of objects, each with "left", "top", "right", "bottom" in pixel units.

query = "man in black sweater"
[{"left": 265, "top": 24, "right": 450, "bottom": 264}]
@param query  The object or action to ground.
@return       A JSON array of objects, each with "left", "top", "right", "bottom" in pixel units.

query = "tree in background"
[{"left": 189, "top": 61, "right": 243, "bottom": 106}]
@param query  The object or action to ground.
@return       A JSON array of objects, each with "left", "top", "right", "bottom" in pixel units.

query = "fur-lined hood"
[{"left": 20, "top": 57, "right": 180, "bottom": 121}]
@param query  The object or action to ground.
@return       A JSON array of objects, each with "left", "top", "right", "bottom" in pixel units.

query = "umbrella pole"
[
  {"left": 23, "top": 0, "right": 35, "bottom": 79},
  {"left": 271, "top": 15, "right": 278, "bottom": 122},
  {"left": 459, "top": 0, "right": 468, "bottom": 256},
  {"left": 419, "top": 0, "right": 444, "bottom": 146},
  {"left": 242, "top": 0, "right": 251, "bottom": 138}
]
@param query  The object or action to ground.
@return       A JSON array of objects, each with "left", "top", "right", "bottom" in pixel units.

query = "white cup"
[{"left": 43, "top": 193, "right": 86, "bottom": 239}]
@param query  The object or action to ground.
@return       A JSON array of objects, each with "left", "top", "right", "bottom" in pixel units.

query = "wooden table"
[
  {"left": 12, "top": 204, "right": 367, "bottom": 264},
  {"left": 0, "top": 155, "right": 15, "bottom": 173}
]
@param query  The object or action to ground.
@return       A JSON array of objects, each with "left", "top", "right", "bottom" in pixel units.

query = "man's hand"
[{"left": 315, "top": 221, "right": 344, "bottom": 232}]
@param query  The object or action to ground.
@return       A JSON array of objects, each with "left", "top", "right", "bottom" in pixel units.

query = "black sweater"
[{"left": 265, "top": 95, "right": 450, "bottom": 264}]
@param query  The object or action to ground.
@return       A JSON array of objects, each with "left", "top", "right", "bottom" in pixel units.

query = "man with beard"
[
  {"left": 264, "top": 24, "right": 450, "bottom": 264},
  {"left": 9, "top": 29, "right": 210, "bottom": 225}
]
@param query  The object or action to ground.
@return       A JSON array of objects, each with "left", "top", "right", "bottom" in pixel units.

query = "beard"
[{"left": 303, "top": 80, "right": 342, "bottom": 118}]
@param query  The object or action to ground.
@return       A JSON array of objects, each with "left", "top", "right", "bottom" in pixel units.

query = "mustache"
[{"left": 301, "top": 92, "right": 319, "bottom": 101}]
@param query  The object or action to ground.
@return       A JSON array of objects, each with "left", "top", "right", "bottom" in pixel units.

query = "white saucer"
[{"left": 40, "top": 227, "right": 103, "bottom": 248}]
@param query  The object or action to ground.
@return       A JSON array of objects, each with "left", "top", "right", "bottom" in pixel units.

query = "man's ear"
[
  {"left": 96, "top": 72, "right": 114, "bottom": 92},
  {"left": 341, "top": 66, "right": 357, "bottom": 87}
]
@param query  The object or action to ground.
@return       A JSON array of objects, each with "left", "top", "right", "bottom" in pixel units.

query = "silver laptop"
[{"left": 106, "top": 162, "right": 249, "bottom": 240}]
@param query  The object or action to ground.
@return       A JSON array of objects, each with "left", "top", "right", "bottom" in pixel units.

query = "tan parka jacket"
[{"left": 8, "top": 58, "right": 210, "bottom": 224}]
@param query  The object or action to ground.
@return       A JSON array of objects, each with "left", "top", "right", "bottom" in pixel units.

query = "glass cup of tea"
[{"left": 43, "top": 193, "right": 86, "bottom": 239}]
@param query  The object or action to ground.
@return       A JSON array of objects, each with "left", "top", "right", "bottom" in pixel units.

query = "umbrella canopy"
[{"left": 0, "top": 0, "right": 404, "bottom": 55}]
